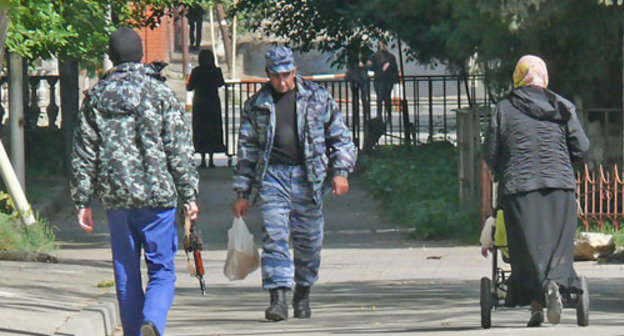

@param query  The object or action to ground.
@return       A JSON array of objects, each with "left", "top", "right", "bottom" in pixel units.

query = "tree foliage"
[
  {"left": 1, "top": 0, "right": 216, "bottom": 66},
  {"left": 236, "top": 0, "right": 623, "bottom": 106}
]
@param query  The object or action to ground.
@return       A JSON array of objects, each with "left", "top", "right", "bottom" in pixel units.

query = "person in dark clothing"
[
  {"left": 187, "top": 49, "right": 226, "bottom": 168},
  {"left": 369, "top": 40, "right": 398, "bottom": 121},
  {"left": 72, "top": 27, "right": 199, "bottom": 336},
  {"left": 484, "top": 55, "right": 590, "bottom": 328},
  {"left": 233, "top": 46, "right": 357, "bottom": 322},
  {"left": 187, "top": 4, "right": 204, "bottom": 50},
  {"left": 345, "top": 43, "right": 371, "bottom": 120}
]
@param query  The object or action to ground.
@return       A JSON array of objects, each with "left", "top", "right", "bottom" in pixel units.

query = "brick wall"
[{"left": 136, "top": 17, "right": 172, "bottom": 64}]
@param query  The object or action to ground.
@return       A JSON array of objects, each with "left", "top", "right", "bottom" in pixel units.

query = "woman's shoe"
[
  {"left": 545, "top": 281, "right": 562, "bottom": 324},
  {"left": 527, "top": 311, "right": 544, "bottom": 327}
]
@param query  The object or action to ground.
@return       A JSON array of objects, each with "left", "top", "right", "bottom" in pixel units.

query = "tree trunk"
[
  {"left": 216, "top": 5, "right": 233, "bottom": 76},
  {"left": 0, "top": 9, "right": 9, "bottom": 69},
  {"left": 59, "top": 59, "right": 79, "bottom": 176}
]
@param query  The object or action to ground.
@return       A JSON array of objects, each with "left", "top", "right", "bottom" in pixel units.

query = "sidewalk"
[{"left": 1, "top": 168, "right": 623, "bottom": 335}]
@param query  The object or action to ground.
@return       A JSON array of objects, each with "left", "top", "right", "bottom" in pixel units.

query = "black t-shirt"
[{"left": 269, "top": 88, "right": 303, "bottom": 165}]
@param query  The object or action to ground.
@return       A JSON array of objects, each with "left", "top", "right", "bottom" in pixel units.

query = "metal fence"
[
  {"left": 220, "top": 75, "right": 493, "bottom": 158},
  {"left": 577, "top": 164, "right": 624, "bottom": 231}
]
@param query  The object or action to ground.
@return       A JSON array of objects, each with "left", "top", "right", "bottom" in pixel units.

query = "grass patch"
[
  {"left": 0, "top": 212, "right": 57, "bottom": 252},
  {"left": 360, "top": 143, "right": 481, "bottom": 243}
]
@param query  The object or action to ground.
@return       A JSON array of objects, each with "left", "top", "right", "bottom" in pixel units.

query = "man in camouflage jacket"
[
  {"left": 233, "top": 46, "right": 357, "bottom": 321},
  {"left": 70, "top": 28, "right": 198, "bottom": 336}
]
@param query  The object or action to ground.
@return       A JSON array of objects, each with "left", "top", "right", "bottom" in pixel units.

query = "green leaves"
[{"left": 4, "top": 0, "right": 209, "bottom": 64}]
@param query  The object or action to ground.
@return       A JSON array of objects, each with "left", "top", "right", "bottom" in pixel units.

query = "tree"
[
  {"left": 235, "top": 0, "right": 623, "bottom": 106},
  {"left": 1, "top": 0, "right": 215, "bottom": 69}
]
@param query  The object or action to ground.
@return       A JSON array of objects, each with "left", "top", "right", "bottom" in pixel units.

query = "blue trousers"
[
  {"left": 259, "top": 165, "right": 324, "bottom": 289},
  {"left": 107, "top": 208, "right": 178, "bottom": 336}
]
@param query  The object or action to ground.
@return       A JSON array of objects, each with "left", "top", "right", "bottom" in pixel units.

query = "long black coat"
[
  {"left": 484, "top": 86, "right": 590, "bottom": 196},
  {"left": 187, "top": 66, "right": 226, "bottom": 153}
]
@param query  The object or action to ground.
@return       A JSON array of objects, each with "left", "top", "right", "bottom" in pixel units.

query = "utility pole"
[
  {"left": 216, "top": 4, "right": 233, "bottom": 76},
  {"left": 8, "top": 52, "right": 25, "bottom": 188},
  {"left": 181, "top": 7, "right": 190, "bottom": 78},
  {"left": 397, "top": 38, "right": 410, "bottom": 145},
  {"left": 231, "top": 0, "right": 238, "bottom": 78},
  {"left": 209, "top": 6, "right": 218, "bottom": 66}
]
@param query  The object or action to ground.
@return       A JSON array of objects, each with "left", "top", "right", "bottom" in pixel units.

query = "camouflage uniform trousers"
[{"left": 259, "top": 164, "right": 324, "bottom": 289}]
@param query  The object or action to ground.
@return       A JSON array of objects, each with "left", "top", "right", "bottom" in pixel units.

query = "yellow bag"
[{"left": 494, "top": 210, "right": 510, "bottom": 260}]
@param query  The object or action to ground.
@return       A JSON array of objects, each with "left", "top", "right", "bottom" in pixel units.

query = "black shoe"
[
  {"left": 293, "top": 285, "right": 311, "bottom": 319},
  {"left": 265, "top": 288, "right": 288, "bottom": 321},
  {"left": 140, "top": 321, "right": 160, "bottom": 336},
  {"left": 527, "top": 311, "right": 544, "bottom": 327}
]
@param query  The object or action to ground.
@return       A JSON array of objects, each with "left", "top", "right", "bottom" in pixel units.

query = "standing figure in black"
[
  {"left": 187, "top": 49, "right": 226, "bottom": 168},
  {"left": 369, "top": 40, "right": 399, "bottom": 122},
  {"left": 187, "top": 4, "right": 204, "bottom": 50},
  {"left": 345, "top": 40, "right": 371, "bottom": 120}
]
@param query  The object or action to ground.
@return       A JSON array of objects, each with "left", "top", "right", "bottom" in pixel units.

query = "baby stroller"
[{"left": 479, "top": 184, "right": 590, "bottom": 329}]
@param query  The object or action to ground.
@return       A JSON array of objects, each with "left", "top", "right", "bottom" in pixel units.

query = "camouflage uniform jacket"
[
  {"left": 233, "top": 76, "right": 357, "bottom": 204},
  {"left": 71, "top": 62, "right": 199, "bottom": 209}
]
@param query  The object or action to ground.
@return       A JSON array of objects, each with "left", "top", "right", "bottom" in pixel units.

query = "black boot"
[
  {"left": 293, "top": 285, "right": 311, "bottom": 318},
  {"left": 265, "top": 288, "right": 288, "bottom": 321}
]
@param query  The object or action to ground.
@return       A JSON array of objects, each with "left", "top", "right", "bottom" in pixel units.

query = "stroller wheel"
[
  {"left": 576, "top": 276, "right": 589, "bottom": 327},
  {"left": 480, "top": 277, "right": 492, "bottom": 329}
]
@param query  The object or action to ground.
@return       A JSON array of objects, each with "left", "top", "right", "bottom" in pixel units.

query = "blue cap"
[{"left": 265, "top": 46, "right": 296, "bottom": 73}]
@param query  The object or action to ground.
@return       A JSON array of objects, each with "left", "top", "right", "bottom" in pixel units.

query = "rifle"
[{"left": 181, "top": 205, "right": 206, "bottom": 296}]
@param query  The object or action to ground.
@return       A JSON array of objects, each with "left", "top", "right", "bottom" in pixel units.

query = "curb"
[{"left": 53, "top": 292, "right": 120, "bottom": 336}]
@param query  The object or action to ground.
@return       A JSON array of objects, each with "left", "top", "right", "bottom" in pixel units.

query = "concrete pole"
[
  {"left": 0, "top": 139, "right": 35, "bottom": 226},
  {"left": 181, "top": 9, "right": 190, "bottom": 78},
  {"left": 8, "top": 52, "right": 25, "bottom": 189},
  {"left": 209, "top": 6, "right": 218, "bottom": 66}
]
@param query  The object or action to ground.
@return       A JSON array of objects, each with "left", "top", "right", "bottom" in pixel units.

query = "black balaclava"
[{"left": 108, "top": 27, "right": 143, "bottom": 66}]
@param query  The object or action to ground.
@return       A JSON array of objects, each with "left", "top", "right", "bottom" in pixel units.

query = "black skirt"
[{"left": 502, "top": 188, "right": 580, "bottom": 306}]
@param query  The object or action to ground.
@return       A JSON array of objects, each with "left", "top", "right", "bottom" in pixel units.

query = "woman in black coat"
[
  {"left": 484, "top": 55, "right": 590, "bottom": 327},
  {"left": 187, "top": 49, "right": 226, "bottom": 167}
]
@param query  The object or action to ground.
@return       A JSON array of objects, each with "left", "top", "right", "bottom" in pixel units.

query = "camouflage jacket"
[
  {"left": 233, "top": 76, "right": 357, "bottom": 203},
  {"left": 70, "top": 62, "right": 199, "bottom": 209}
]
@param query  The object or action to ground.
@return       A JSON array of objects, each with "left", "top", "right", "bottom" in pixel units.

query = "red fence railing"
[
  {"left": 482, "top": 164, "right": 621, "bottom": 232},
  {"left": 577, "top": 164, "right": 622, "bottom": 231}
]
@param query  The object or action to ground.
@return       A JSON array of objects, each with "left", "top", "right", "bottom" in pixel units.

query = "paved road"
[{"left": 28, "top": 168, "right": 624, "bottom": 335}]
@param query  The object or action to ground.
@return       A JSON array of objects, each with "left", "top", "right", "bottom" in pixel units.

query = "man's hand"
[
  {"left": 78, "top": 208, "right": 93, "bottom": 233},
  {"left": 184, "top": 201, "right": 199, "bottom": 221},
  {"left": 332, "top": 176, "right": 349, "bottom": 195},
  {"left": 233, "top": 198, "right": 249, "bottom": 218},
  {"left": 382, "top": 62, "right": 390, "bottom": 71}
]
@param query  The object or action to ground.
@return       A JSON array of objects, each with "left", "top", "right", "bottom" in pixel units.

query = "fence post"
[{"left": 457, "top": 108, "right": 481, "bottom": 211}]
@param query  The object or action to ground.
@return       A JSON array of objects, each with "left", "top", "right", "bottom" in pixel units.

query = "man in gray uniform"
[{"left": 233, "top": 46, "right": 357, "bottom": 321}]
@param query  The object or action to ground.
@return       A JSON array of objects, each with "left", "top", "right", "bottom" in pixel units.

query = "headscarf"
[
  {"left": 108, "top": 27, "right": 143, "bottom": 65},
  {"left": 198, "top": 49, "right": 216, "bottom": 68},
  {"left": 512, "top": 55, "right": 549, "bottom": 89}
]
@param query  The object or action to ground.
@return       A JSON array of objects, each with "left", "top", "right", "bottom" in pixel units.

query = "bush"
[{"left": 360, "top": 143, "right": 481, "bottom": 242}]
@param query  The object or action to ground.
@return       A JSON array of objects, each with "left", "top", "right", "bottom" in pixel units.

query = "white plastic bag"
[
  {"left": 223, "top": 217, "right": 260, "bottom": 280},
  {"left": 480, "top": 216, "right": 495, "bottom": 248}
]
